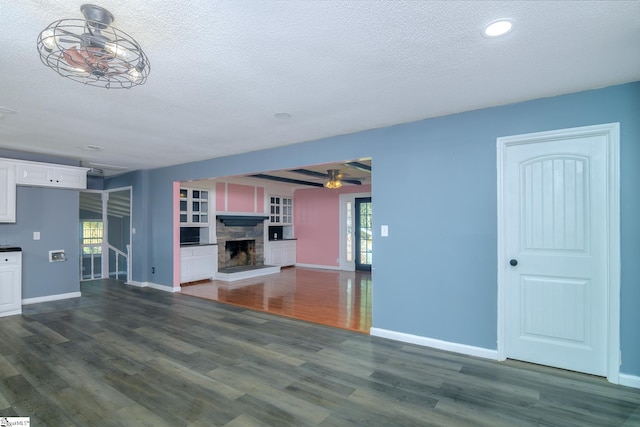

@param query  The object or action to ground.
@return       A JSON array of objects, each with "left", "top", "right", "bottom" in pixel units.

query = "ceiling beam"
[
  {"left": 289, "top": 169, "right": 362, "bottom": 185},
  {"left": 289, "top": 169, "right": 327, "bottom": 178},
  {"left": 345, "top": 161, "right": 371, "bottom": 173},
  {"left": 249, "top": 174, "right": 325, "bottom": 187}
]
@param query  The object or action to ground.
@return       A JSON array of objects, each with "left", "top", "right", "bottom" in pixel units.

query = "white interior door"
[{"left": 498, "top": 124, "right": 619, "bottom": 377}]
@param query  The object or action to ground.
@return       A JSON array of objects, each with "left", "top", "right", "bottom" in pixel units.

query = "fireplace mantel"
[{"left": 216, "top": 215, "right": 268, "bottom": 227}]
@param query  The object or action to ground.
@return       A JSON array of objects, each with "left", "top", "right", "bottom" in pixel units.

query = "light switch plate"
[
  {"left": 381, "top": 225, "right": 389, "bottom": 237},
  {"left": 33, "top": 231, "right": 40, "bottom": 240}
]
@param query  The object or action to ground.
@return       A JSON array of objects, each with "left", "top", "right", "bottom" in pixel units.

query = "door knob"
[{"left": 509, "top": 259, "right": 518, "bottom": 266}]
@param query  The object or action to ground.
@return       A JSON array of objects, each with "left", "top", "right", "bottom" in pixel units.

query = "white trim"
[
  {"left": 606, "top": 123, "right": 621, "bottom": 385},
  {"left": 0, "top": 309, "right": 22, "bottom": 317},
  {"left": 126, "top": 280, "right": 146, "bottom": 287},
  {"left": 619, "top": 374, "right": 640, "bottom": 389},
  {"left": 295, "top": 263, "right": 343, "bottom": 271},
  {"left": 22, "top": 291, "right": 81, "bottom": 305},
  {"left": 127, "top": 281, "right": 180, "bottom": 293},
  {"left": 339, "top": 192, "right": 371, "bottom": 271},
  {"left": 370, "top": 328, "right": 498, "bottom": 360},
  {"left": 81, "top": 185, "right": 133, "bottom": 283},
  {"left": 496, "top": 122, "right": 620, "bottom": 382}
]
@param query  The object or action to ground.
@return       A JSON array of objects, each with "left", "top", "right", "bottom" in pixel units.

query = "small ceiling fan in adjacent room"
[{"left": 324, "top": 169, "right": 343, "bottom": 189}]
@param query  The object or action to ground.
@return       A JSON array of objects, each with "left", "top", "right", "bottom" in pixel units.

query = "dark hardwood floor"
[
  {"left": 180, "top": 267, "right": 372, "bottom": 333},
  {"left": 0, "top": 279, "right": 638, "bottom": 426}
]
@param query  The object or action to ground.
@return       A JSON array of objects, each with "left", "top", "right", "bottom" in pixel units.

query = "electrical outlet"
[{"left": 152, "top": 267, "right": 155, "bottom": 274}]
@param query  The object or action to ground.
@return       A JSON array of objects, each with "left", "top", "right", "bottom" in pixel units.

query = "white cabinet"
[
  {"left": 0, "top": 161, "right": 16, "bottom": 223},
  {"left": 266, "top": 240, "right": 296, "bottom": 267},
  {"left": 269, "top": 196, "right": 293, "bottom": 224},
  {"left": 0, "top": 251, "right": 22, "bottom": 317},
  {"left": 180, "top": 245, "right": 217, "bottom": 283},
  {"left": 180, "top": 188, "right": 209, "bottom": 225},
  {"left": 16, "top": 161, "right": 88, "bottom": 189}
]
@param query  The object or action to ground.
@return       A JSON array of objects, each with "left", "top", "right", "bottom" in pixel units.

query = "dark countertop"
[
  {"left": 268, "top": 238, "right": 297, "bottom": 242},
  {"left": 0, "top": 246, "right": 21, "bottom": 252}
]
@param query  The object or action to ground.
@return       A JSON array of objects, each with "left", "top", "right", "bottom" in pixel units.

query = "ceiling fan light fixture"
[
  {"left": 324, "top": 179, "right": 342, "bottom": 189},
  {"left": 324, "top": 169, "right": 343, "bottom": 189},
  {"left": 36, "top": 4, "right": 150, "bottom": 89}
]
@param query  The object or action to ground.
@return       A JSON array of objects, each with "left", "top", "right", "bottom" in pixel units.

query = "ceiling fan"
[
  {"left": 325, "top": 169, "right": 343, "bottom": 189},
  {"left": 36, "top": 4, "right": 149, "bottom": 88}
]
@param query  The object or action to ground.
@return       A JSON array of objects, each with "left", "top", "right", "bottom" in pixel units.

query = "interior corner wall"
[
  {"left": 114, "top": 81, "right": 639, "bottom": 378},
  {"left": 0, "top": 187, "right": 80, "bottom": 299}
]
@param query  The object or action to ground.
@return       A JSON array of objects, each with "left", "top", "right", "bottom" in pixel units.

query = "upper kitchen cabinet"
[
  {"left": 15, "top": 161, "right": 88, "bottom": 189},
  {"left": 0, "top": 161, "right": 16, "bottom": 223},
  {"left": 269, "top": 195, "right": 293, "bottom": 224},
  {"left": 180, "top": 188, "right": 209, "bottom": 225}
]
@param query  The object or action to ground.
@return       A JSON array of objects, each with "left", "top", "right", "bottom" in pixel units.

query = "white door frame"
[
  {"left": 496, "top": 123, "right": 620, "bottom": 384},
  {"left": 339, "top": 192, "right": 372, "bottom": 271},
  {"left": 80, "top": 186, "right": 133, "bottom": 283}
]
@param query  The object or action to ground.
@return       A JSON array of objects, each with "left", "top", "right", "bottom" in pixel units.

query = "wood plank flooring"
[
  {"left": 0, "top": 279, "right": 638, "bottom": 426},
  {"left": 180, "top": 267, "right": 372, "bottom": 333}
]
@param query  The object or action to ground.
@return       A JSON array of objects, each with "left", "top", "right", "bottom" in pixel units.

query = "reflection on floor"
[{"left": 180, "top": 267, "right": 372, "bottom": 333}]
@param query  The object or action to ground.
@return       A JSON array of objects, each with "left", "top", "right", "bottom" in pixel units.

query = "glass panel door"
[{"left": 355, "top": 197, "right": 372, "bottom": 271}]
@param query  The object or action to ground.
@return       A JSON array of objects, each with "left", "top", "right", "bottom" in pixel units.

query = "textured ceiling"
[{"left": 1, "top": 1, "right": 639, "bottom": 175}]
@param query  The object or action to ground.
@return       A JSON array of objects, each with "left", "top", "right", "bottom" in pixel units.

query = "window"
[{"left": 82, "top": 221, "right": 103, "bottom": 254}]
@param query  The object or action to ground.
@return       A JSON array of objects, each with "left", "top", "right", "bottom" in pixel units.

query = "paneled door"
[{"left": 498, "top": 124, "right": 619, "bottom": 377}]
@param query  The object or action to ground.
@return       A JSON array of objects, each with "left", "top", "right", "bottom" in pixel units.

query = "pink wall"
[
  {"left": 256, "top": 187, "right": 264, "bottom": 213},
  {"left": 294, "top": 184, "right": 371, "bottom": 267},
  {"left": 216, "top": 182, "right": 226, "bottom": 211},
  {"left": 173, "top": 182, "right": 180, "bottom": 288},
  {"left": 216, "top": 183, "right": 265, "bottom": 213}
]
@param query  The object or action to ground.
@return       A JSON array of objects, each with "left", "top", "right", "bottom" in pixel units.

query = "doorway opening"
[{"left": 80, "top": 187, "right": 132, "bottom": 282}]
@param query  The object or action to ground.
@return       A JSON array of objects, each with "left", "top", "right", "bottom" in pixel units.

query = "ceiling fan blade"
[{"left": 56, "top": 28, "right": 82, "bottom": 38}]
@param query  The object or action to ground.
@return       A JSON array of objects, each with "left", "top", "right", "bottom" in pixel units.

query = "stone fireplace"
[
  {"left": 224, "top": 239, "right": 256, "bottom": 268},
  {"left": 216, "top": 215, "right": 267, "bottom": 271}
]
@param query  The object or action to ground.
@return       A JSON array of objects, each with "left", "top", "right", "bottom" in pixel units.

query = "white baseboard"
[
  {"left": 125, "top": 280, "right": 146, "bottom": 288},
  {"left": 126, "top": 281, "right": 180, "bottom": 293},
  {"left": 295, "top": 263, "right": 343, "bottom": 271},
  {"left": 0, "top": 309, "right": 22, "bottom": 317},
  {"left": 370, "top": 327, "right": 498, "bottom": 360},
  {"left": 619, "top": 373, "right": 640, "bottom": 389},
  {"left": 22, "top": 291, "right": 82, "bottom": 305}
]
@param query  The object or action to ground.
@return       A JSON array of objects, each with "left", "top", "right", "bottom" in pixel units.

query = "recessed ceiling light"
[
  {"left": 83, "top": 145, "right": 104, "bottom": 151},
  {"left": 484, "top": 19, "right": 513, "bottom": 37},
  {"left": 274, "top": 112, "right": 292, "bottom": 119}
]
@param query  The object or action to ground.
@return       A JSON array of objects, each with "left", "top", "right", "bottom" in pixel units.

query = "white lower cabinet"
[
  {"left": 180, "top": 245, "right": 217, "bottom": 283},
  {"left": 265, "top": 240, "right": 296, "bottom": 267},
  {"left": 0, "top": 252, "right": 22, "bottom": 317}
]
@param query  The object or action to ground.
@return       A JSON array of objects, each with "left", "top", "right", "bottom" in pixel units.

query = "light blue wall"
[
  {"left": 117, "top": 82, "right": 640, "bottom": 376},
  {"left": 0, "top": 187, "right": 80, "bottom": 299}
]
